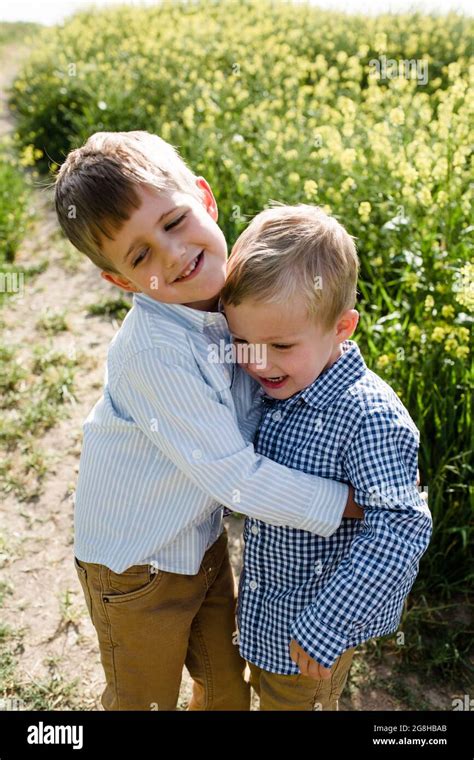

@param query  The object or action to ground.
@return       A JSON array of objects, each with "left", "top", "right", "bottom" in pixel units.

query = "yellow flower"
[
  {"left": 374, "top": 32, "right": 387, "bottom": 53},
  {"left": 436, "top": 191, "right": 449, "bottom": 207},
  {"left": 341, "top": 177, "right": 356, "bottom": 193},
  {"left": 358, "top": 201, "right": 372, "bottom": 222},
  {"left": 161, "top": 122, "right": 171, "bottom": 140},
  {"left": 424, "top": 295, "right": 435, "bottom": 310},
  {"left": 454, "top": 263, "right": 474, "bottom": 312},
  {"left": 456, "top": 327, "right": 470, "bottom": 343},
  {"left": 417, "top": 187, "right": 432, "bottom": 207},
  {"left": 461, "top": 195, "right": 471, "bottom": 216},
  {"left": 339, "top": 148, "right": 357, "bottom": 171},
  {"left": 444, "top": 337, "right": 458, "bottom": 354},
  {"left": 289, "top": 172, "right": 300, "bottom": 184},
  {"left": 304, "top": 179, "right": 318, "bottom": 199},
  {"left": 408, "top": 325, "right": 421, "bottom": 341},
  {"left": 455, "top": 345, "right": 469, "bottom": 359},
  {"left": 19, "top": 144, "right": 38, "bottom": 167},
  {"left": 389, "top": 107, "right": 405, "bottom": 126},
  {"left": 182, "top": 106, "right": 194, "bottom": 129},
  {"left": 405, "top": 272, "right": 420, "bottom": 292},
  {"left": 431, "top": 326, "right": 446, "bottom": 342},
  {"left": 441, "top": 305, "right": 454, "bottom": 319},
  {"left": 377, "top": 354, "right": 390, "bottom": 369}
]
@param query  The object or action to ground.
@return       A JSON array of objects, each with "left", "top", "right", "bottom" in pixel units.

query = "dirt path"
[{"left": 0, "top": 42, "right": 453, "bottom": 713}]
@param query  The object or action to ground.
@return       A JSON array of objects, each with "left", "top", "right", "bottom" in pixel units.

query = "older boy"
[
  {"left": 54, "top": 131, "right": 360, "bottom": 711},
  {"left": 221, "top": 203, "right": 432, "bottom": 710}
]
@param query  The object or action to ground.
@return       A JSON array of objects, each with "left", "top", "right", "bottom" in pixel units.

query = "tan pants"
[
  {"left": 74, "top": 529, "right": 250, "bottom": 710},
  {"left": 248, "top": 646, "right": 355, "bottom": 710}
]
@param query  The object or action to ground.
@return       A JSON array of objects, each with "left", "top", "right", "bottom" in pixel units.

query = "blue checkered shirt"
[{"left": 237, "top": 340, "right": 432, "bottom": 672}]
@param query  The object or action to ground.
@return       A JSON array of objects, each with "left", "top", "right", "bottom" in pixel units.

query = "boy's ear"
[
  {"left": 336, "top": 309, "right": 359, "bottom": 341},
  {"left": 100, "top": 270, "right": 139, "bottom": 292},
  {"left": 195, "top": 176, "right": 218, "bottom": 221}
]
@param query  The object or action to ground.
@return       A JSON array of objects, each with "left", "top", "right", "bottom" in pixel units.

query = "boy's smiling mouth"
[
  {"left": 259, "top": 375, "right": 289, "bottom": 389},
  {"left": 173, "top": 250, "right": 204, "bottom": 282}
]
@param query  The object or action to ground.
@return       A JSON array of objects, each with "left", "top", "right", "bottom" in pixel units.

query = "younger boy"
[
  {"left": 221, "top": 203, "right": 432, "bottom": 711},
  {"left": 54, "top": 132, "right": 360, "bottom": 711}
]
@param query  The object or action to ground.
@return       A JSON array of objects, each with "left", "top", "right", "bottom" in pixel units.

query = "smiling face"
[
  {"left": 99, "top": 178, "right": 228, "bottom": 312},
  {"left": 224, "top": 299, "right": 359, "bottom": 399}
]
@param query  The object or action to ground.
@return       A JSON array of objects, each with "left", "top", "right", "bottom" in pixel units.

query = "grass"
[
  {"left": 59, "top": 589, "right": 81, "bottom": 629},
  {"left": 0, "top": 519, "right": 82, "bottom": 710},
  {"left": 0, "top": 343, "right": 79, "bottom": 501},
  {"left": 0, "top": 623, "right": 82, "bottom": 710},
  {"left": 36, "top": 308, "right": 69, "bottom": 335},
  {"left": 0, "top": 582, "right": 13, "bottom": 607},
  {"left": 0, "top": 140, "right": 33, "bottom": 264},
  {"left": 87, "top": 295, "right": 132, "bottom": 322}
]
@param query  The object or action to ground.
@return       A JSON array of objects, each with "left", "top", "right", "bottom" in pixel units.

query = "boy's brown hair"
[
  {"left": 54, "top": 130, "right": 203, "bottom": 273},
  {"left": 220, "top": 203, "right": 359, "bottom": 331}
]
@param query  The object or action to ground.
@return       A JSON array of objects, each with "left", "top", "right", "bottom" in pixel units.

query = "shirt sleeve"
[
  {"left": 289, "top": 405, "right": 433, "bottom": 668},
  {"left": 113, "top": 346, "right": 348, "bottom": 538}
]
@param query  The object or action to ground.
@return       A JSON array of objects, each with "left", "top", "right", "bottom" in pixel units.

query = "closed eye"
[
  {"left": 132, "top": 247, "right": 150, "bottom": 268},
  {"left": 233, "top": 338, "right": 292, "bottom": 350},
  {"left": 165, "top": 213, "right": 187, "bottom": 231},
  {"left": 131, "top": 213, "right": 188, "bottom": 267}
]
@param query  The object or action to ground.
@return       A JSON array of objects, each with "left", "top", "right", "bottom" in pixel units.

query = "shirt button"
[
  {"left": 251, "top": 525, "right": 259, "bottom": 535},
  {"left": 249, "top": 580, "right": 258, "bottom": 591},
  {"left": 272, "top": 411, "right": 282, "bottom": 421},
  {"left": 192, "top": 449, "right": 202, "bottom": 459}
]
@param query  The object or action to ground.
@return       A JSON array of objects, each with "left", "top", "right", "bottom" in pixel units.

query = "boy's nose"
[{"left": 162, "top": 243, "right": 187, "bottom": 270}]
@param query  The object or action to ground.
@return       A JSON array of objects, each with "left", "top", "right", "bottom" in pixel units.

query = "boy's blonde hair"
[
  {"left": 54, "top": 130, "right": 203, "bottom": 273},
  {"left": 220, "top": 203, "right": 359, "bottom": 331}
]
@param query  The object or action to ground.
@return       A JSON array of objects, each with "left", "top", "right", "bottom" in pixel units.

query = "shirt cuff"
[
  {"left": 289, "top": 606, "right": 348, "bottom": 669},
  {"left": 298, "top": 479, "right": 348, "bottom": 537}
]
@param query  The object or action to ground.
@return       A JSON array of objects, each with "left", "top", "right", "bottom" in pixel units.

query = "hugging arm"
[{"left": 114, "top": 346, "right": 352, "bottom": 547}]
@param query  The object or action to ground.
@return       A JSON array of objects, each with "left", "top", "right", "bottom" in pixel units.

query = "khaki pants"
[
  {"left": 248, "top": 647, "right": 355, "bottom": 711},
  {"left": 74, "top": 529, "right": 250, "bottom": 710}
]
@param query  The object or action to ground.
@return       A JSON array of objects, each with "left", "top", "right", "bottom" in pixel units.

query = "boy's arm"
[
  {"left": 114, "top": 346, "right": 350, "bottom": 539},
  {"left": 289, "top": 407, "right": 433, "bottom": 669}
]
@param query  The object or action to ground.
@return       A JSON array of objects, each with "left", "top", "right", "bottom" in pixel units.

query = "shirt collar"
[
  {"left": 133, "top": 293, "right": 228, "bottom": 334},
  {"left": 262, "top": 340, "right": 367, "bottom": 411}
]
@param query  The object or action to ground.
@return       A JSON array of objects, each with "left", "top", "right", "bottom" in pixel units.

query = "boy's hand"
[
  {"left": 289, "top": 639, "right": 332, "bottom": 680},
  {"left": 343, "top": 484, "right": 364, "bottom": 519},
  {"left": 343, "top": 475, "right": 426, "bottom": 518}
]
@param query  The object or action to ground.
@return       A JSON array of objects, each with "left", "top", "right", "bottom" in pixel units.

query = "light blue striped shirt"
[{"left": 74, "top": 294, "right": 349, "bottom": 573}]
